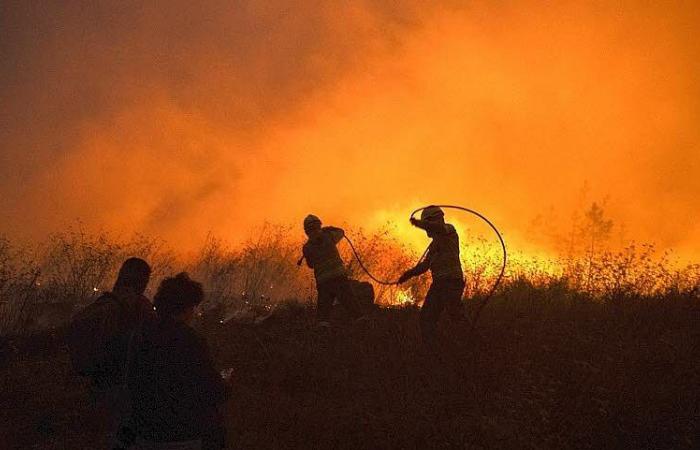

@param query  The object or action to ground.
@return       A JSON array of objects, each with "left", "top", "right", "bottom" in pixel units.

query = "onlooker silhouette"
[
  {"left": 125, "top": 272, "right": 231, "bottom": 450},
  {"left": 67, "top": 257, "right": 153, "bottom": 449},
  {"left": 301, "top": 215, "right": 360, "bottom": 327},
  {"left": 398, "top": 206, "right": 466, "bottom": 346}
]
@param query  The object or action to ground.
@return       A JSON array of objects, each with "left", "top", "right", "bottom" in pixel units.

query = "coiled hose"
[{"left": 344, "top": 205, "right": 507, "bottom": 328}]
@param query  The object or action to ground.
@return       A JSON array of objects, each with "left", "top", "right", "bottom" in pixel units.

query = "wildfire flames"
[{"left": 394, "top": 288, "right": 416, "bottom": 307}]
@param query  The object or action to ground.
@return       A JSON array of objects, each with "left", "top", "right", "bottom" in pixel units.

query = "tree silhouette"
[{"left": 578, "top": 202, "right": 614, "bottom": 291}]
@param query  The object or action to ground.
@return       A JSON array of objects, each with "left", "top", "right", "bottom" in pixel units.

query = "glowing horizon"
[{"left": 1, "top": 1, "right": 698, "bottom": 263}]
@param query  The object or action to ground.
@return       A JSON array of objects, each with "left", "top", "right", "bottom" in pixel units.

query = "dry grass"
[{"left": 1, "top": 226, "right": 699, "bottom": 449}]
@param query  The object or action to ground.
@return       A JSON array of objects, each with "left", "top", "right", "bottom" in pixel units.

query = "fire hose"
[{"left": 299, "top": 205, "right": 507, "bottom": 328}]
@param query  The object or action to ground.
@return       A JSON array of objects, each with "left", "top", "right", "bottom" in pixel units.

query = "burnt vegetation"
[{"left": 1, "top": 210, "right": 699, "bottom": 449}]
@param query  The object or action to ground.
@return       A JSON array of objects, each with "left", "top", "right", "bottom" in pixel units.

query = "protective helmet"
[
  {"left": 304, "top": 214, "right": 322, "bottom": 231},
  {"left": 420, "top": 205, "right": 444, "bottom": 221}
]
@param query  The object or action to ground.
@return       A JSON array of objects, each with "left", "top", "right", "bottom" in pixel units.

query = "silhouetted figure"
[
  {"left": 398, "top": 206, "right": 465, "bottom": 346},
  {"left": 125, "top": 273, "right": 231, "bottom": 450},
  {"left": 67, "top": 257, "right": 153, "bottom": 449},
  {"left": 302, "top": 214, "right": 360, "bottom": 326}
]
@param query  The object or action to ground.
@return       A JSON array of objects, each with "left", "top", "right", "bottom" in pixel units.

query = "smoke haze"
[{"left": 1, "top": 1, "right": 698, "bottom": 258}]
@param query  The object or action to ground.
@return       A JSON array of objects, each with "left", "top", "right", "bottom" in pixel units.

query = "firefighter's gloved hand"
[
  {"left": 398, "top": 271, "right": 413, "bottom": 284},
  {"left": 409, "top": 217, "right": 420, "bottom": 227}
]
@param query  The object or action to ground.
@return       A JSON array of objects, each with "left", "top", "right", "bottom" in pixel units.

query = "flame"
[{"left": 394, "top": 288, "right": 415, "bottom": 306}]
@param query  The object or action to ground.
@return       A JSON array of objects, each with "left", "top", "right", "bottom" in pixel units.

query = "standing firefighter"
[
  {"left": 398, "top": 206, "right": 466, "bottom": 346},
  {"left": 301, "top": 214, "right": 360, "bottom": 327}
]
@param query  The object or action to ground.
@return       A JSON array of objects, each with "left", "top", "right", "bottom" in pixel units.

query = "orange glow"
[{"left": 1, "top": 2, "right": 698, "bottom": 264}]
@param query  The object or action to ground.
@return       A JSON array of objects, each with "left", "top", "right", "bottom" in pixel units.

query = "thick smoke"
[{"left": 1, "top": 1, "right": 698, "bottom": 258}]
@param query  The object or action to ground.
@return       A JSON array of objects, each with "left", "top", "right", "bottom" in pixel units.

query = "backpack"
[{"left": 67, "top": 292, "right": 129, "bottom": 381}]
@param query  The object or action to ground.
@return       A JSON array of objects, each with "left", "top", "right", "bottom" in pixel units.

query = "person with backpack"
[
  {"left": 301, "top": 214, "right": 361, "bottom": 327},
  {"left": 67, "top": 257, "right": 154, "bottom": 449},
  {"left": 125, "top": 272, "right": 232, "bottom": 450},
  {"left": 397, "top": 206, "right": 466, "bottom": 346}
]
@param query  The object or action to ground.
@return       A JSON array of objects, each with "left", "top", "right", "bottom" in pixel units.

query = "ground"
[{"left": 2, "top": 293, "right": 699, "bottom": 449}]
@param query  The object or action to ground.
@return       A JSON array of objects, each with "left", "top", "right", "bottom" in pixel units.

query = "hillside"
[{"left": 3, "top": 288, "right": 698, "bottom": 449}]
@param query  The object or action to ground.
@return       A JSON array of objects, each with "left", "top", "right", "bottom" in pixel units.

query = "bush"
[{"left": 0, "top": 223, "right": 698, "bottom": 335}]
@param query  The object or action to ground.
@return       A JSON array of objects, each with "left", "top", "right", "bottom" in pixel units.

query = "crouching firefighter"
[
  {"left": 301, "top": 214, "right": 360, "bottom": 327},
  {"left": 398, "top": 206, "right": 466, "bottom": 346}
]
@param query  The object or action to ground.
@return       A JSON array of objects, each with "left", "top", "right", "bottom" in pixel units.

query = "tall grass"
[
  {"left": 0, "top": 220, "right": 697, "bottom": 335},
  {"left": 187, "top": 226, "right": 314, "bottom": 321},
  {"left": 0, "top": 229, "right": 175, "bottom": 334},
  {"left": 0, "top": 237, "right": 40, "bottom": 334}
]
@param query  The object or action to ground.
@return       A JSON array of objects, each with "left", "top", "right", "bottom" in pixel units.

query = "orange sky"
[{"left": 1, "top": 1, "right": 698, "bottom": 261}]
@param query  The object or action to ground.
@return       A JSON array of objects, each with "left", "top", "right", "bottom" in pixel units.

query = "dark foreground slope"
[{"left": 2, "top": 290, "right": 699, "bottom": 449}]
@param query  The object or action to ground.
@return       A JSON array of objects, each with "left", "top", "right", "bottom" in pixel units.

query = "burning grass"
[{"left": 0, "top": 222, "right": 698, "bottom": 334}]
